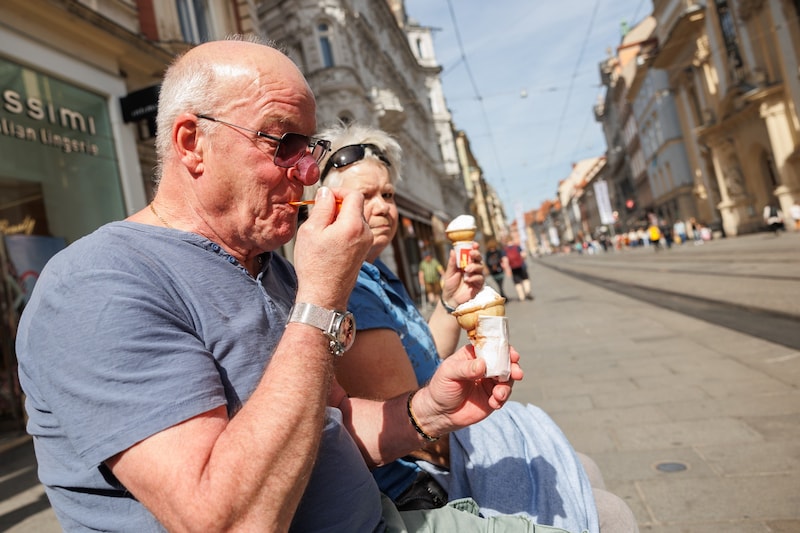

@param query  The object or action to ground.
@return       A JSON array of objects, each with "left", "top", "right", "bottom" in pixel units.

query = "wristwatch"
[{"left": 287, "top": 302, "right": 356, "bottom": 357}]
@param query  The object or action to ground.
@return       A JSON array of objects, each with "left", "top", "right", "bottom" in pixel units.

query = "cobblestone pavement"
[
  {"left": 2, "top": 231, "right": 799, "bottom": 531},
  {"left": 511, "top": 232, "right": 800, "bottom": 531}
]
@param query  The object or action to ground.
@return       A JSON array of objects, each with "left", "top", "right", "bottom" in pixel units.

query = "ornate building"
[
  {"left": 628, "top": 18, "right": 713, "bottom": 228},
  {"left": 257, "top": 0, "right": 471, "bottom": 295},
  {"left": 650, "top": 0, "right": 800, "bottom": 235}
]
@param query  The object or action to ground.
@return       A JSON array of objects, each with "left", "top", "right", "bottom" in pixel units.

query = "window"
[
  {"left": 318, "top": 23, "right": 334, "bottom": 68},
  {"left": 177, "top": 0, "right": 211, "bottom": 44},
  {"left": 714, "top": 0, "right": 745, "bottom": 82}
]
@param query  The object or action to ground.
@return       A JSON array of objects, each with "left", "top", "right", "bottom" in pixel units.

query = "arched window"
[{"left": 318, "top": 23, "right": 334, "bottom": 68}]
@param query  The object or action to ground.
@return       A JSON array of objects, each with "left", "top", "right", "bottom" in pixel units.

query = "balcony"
[
  {"left": 370, "top": 87, "right": 406, "bottom": 132},
  {"left": 651, "top": 0, "right": 706, "bottom": 68}
]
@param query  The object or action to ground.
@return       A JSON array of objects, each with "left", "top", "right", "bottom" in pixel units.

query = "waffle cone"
[
  {"left": 451, "top": 298, "right": 506, "bottom": 334},
  {"left": 446, "top": 229, "right": 476, "bottom": 243}
]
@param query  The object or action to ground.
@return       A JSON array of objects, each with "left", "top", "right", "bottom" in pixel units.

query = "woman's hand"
[
  {"left": 440, "top": 243, "right": 484, "bottom": 309},
  {"left": 410, "top": 344, "right": 524, "bottom": 437}
]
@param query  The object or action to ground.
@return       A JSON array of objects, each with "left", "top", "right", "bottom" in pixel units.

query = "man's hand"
[
  {"left": 410, "top": 344, "right": 523, "bottom": 436},
  {"left": 440, "top": 243, "right": 484, "bottom": 309},
  {"left": 293, "top": 186, "right": 373, "bottom": 310}
]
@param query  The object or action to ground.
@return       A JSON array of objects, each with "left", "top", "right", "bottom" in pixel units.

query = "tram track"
[
  {"left": 537, "top": 259, "right": 800, "bottom": 351},
  {"left": 558, "top": 260, "right": 800, "bottom": 282}
]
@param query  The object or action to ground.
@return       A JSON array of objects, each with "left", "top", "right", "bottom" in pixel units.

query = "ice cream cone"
[
  {"left": 451, "top": 297, "right": 506, "bottom": 339},
  {"left": 452, "top": 286, "right": 510, "bottom": 378},
  {"left": 445, "top": 215, "right": 478, "bottom": 269},
  {"left": 445, "top": 229, "right": 477, "bottom": 243}
]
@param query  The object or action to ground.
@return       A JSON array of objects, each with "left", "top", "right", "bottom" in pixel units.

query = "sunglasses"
[
  {"left": 196, "top": 115, "right": 331, "bottom": 168},
  {"left": 321, "top": 144, "right": 392, "bottom": 179}
]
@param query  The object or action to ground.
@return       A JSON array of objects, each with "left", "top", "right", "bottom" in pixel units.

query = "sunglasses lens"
[
  {"left": 311, "top": 140, "right": 331, "bottom": 163},
  {"left": 332, "top": 145, "right": 367, "bottom": 168},
  {"left": 275, "top": 133, "right": 310, "bottom": 167}
]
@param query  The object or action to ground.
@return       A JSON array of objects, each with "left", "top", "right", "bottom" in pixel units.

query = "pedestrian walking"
[
  {"left": 648, "top": 223, "right": 662, "bottom": 251},
  {"left": 789, "top": 201, "right": 800, "bottom": 231},
  {"left": 484, "top": 239, "right": 508, "bottom": 299},
  {"left": 763, "top": 204, "right": 785, "bottom": 235},
  {"left": 673, "top": 220, "right": 687, "bottom": 244},
  {"left": 418, "top": 250, "right": 444, "bottom": 307},
  {"left": 504, "top": 239, "right": 534, "bottom": 301}
]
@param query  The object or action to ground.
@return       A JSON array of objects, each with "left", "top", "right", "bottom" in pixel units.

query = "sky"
[{"left": 403, "top": 0, "right": 652, "bottom": 217}]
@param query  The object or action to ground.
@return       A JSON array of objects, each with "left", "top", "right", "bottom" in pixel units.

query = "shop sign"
[
  {"left": 0, "top": 56, "right": 117, "bottom": 174},
  {"left": 0, "top": 56, "right": 124, "bottom": 243},
  {"left": 120, "top": 84, "right": 159, "bottom": 123}
]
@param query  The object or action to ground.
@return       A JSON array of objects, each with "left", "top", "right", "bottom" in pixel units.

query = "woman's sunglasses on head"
[
  {"left": 196, "top": 115, "right": 331, "bottom": 168},
  {"left": 321, "top": 144, "right": 392, "bottom": 179}
]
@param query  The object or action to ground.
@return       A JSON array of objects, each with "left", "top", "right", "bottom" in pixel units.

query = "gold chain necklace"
[{"left": 149, "top": 203, "right": 173, "bottom": 228}]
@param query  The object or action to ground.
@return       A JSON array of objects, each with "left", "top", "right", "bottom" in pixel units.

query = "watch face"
[{"left": 336, "top": 312, "right": 356, "bottom": 353}]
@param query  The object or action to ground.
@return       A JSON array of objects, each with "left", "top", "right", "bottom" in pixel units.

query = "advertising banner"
[{"left": 593, "top": 180, "right": 615, "bottom": 225}]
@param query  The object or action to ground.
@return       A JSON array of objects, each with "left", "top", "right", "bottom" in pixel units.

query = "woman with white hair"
[{"left": 312, "top": 121, "right": 638, "bottom": 533}]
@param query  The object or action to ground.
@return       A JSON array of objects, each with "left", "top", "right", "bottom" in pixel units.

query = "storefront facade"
[{"left": 0, "top": 12, "right": 165, "bottom": 430}]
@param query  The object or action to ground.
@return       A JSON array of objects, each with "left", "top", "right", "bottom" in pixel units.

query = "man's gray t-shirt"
[{"left": 16, "top": 222, "right": 383, "bottom": 532}]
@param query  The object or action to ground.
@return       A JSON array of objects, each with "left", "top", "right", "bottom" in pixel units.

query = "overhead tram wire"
[
  {"left": 565, "top": 0, "right": 648, "bottom": 166},
  {"left": 544, "top": 0, "right": 602, "bottom": 189},
  {"left": 444, "top": 0, "right": 510, "bottom": 202}
]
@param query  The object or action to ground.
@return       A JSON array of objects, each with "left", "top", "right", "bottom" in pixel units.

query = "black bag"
[{"left": 393, "top": 470, "right": 448, "bottom": 511}]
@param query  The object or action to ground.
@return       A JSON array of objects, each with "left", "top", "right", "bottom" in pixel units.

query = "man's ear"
[{"left": 174, "top": 113, "right": 203, "bottom": 173}]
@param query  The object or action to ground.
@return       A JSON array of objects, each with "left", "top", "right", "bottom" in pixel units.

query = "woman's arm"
[
  {"left": 429, "top": 245, "right": 484, "bottom": 358},
  {"left": 334, "top": 328, "right": 418, "bottom": 399},
  {"left": 333, "top": 329, "right": 451, "bottom": 466}
]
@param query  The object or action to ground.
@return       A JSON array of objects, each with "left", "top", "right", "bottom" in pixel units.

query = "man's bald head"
[{"left": 154, "top": 36, "right": 313, "bottom": 183}]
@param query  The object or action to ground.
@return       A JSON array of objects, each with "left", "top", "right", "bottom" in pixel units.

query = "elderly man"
[{"left": 15, "top": 36, "right": 548, "bottom": 532}]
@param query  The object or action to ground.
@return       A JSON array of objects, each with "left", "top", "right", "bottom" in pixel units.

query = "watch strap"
[
  {"left": 289, "top": 301, "right": 336, "bottom": 332},
  {"left": 287, "top": 302, "right": 349, "bottom": 357}
]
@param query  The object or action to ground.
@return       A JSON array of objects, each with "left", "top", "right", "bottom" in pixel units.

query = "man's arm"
[{"left": 108, "top": 188, "right": 373, "bottom": 532}]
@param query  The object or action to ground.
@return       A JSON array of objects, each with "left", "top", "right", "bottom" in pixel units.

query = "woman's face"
[{"left": 335, "top": 160, "right": 397, "bottom": 262}]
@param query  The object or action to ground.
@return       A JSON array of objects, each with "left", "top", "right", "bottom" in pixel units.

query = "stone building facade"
[
  {"left": 257, "top": 0, "right": 471, "bottom": 295},
  {"left": 650, "top": 0, "right": 800, "bottom": 235}
]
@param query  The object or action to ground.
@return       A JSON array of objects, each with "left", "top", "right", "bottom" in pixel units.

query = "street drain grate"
[{"left": 655, "top": 461, "right": 688, "bottom": 473}]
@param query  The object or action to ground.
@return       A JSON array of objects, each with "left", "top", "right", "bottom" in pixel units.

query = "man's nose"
[{"left": 288, "top": 153, "right": 321, "bottom": 186}]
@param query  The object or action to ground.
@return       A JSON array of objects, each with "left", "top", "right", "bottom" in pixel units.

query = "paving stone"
[
  {"left": 636, "top": 474, "right": 800, "bottom": 523},
  {"left": 765, "top": 520, "right": 800, "bottom": 533},
  {"left": 612, "top": 418, "right": 763, "bottom": 450},
  {"left": 588, "top": 447, "right": 717, "bottom": 482},
  {"left": 661, "top": 392, "right": 800, "bottom": 420},
  {"left": 591, "top": 384, "right": 709, "bottom": 409},
  {"left": 547, "top": 404, "right": 671, "bottom": 430},
  {"left": 741, "top": 413, "right": 800, "bottom": 441},
  {"left": 695, "top": 441, "right": 800, "bottom": 476},
  {"left": 639, "top": 521, "right": 772, "bottom": 532}
]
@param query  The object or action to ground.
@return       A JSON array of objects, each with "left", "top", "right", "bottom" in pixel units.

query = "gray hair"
[
  {"left": 315, "top": 122, "right": 402, "bottom": 187},
  {"left": 153, "top": 34, "right": 277, "bottom": 184}
]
